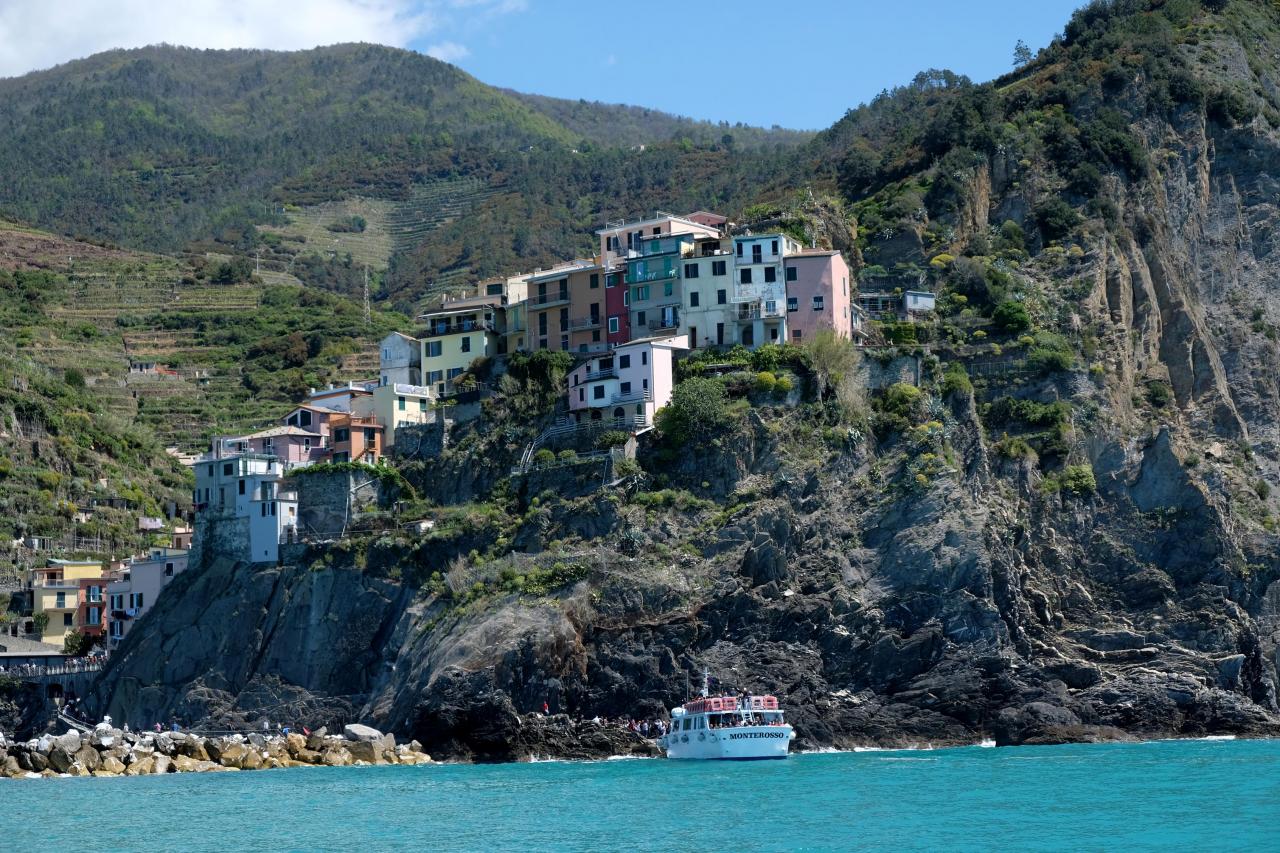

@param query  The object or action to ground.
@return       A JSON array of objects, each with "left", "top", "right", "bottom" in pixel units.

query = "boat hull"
[{"left": 662, "top": 725, "right": 793, "bottom": 760}]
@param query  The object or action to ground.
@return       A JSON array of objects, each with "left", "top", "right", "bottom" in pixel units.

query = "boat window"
[
  {"left": 682, "top": 718, "right": 691, "bottom": 731},
  {"left": 698, "top": 717, "right": 705, "bottom": 729}
]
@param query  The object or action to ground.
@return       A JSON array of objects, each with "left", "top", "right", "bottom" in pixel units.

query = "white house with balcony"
[
  {"left": 566, "top": 334, "right": 688, "bottom": 430},
  {"left": 192, "top": 450, "right": 299, "bottom": 565},
  {"left": 105, "top": 547, "right": 188, "bottom": 649},
  {"left": 733, "top": 233, "right": 797, "bottom": 348}
]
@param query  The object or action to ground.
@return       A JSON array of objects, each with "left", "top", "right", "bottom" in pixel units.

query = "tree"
[
  {"left": 992, "top": 300, "right": 1032, "bottom": 334},
  {"left": 655, "top": 377, "right": 729, "bottom": 444},
  {"left": 805, "top": 328, "right": 859, "bottom": 399},
  {"left": 1013, "top": 40, "right": 1033, "bottom": 68}
]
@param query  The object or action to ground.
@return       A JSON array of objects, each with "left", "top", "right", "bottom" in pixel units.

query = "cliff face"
[{"left": 90, "top": 2, "right": 1280, "bottom": 758}]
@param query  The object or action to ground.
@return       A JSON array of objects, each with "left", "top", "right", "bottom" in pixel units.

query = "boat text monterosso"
[{"left": 660, "top": 690, "right": 794, "bottom": 760}]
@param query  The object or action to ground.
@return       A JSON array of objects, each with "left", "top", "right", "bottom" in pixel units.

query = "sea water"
[{"left": 2, "top": 739, "right": 1277, "bottom": 851}]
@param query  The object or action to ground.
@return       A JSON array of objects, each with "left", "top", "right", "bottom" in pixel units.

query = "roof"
[
  {"left": 789, "top": 249, "right": 840, "bottom": 258},
  {"left": 596, "top": 212, "right": 720, "bottom": 236},
  {"left": 382, "top": 331, "right": 417, "bottom": 343},
  {"left": 288, "top": 403, "right": 341, "bottom": 414},
  {"left": 616, "top": 333, "right": 690, "bottom": 351},
  {"left": 526, "top": 259, "right": 600, "bottom": 282},
  {"left": 0, "top": 636, "right": 65, "bottom": 655},
  {"left": 242, "top": 425, "right": 318, "bottom": 440}
]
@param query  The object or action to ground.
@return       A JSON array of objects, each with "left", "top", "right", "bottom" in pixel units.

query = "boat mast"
[{"left": 700, "top": 668, "right": 709, "bottom": 698}]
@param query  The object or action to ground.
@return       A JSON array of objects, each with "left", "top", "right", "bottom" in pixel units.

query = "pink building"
[
  {"left": 219, "top": 426, "right": 325, "bottom": 469},
  {"left": 566, "top": 334, "right": 688, "bottom": 429},
  {"left": 784, "top": 250, "right": 854, "bottom": 343},
  {"left": 282, "top": 404, "right": 340, "bottom": 441}
]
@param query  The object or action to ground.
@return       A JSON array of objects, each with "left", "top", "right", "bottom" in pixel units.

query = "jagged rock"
[
  {"left": 125, "top": 756, "right": 154, "bottom": 776},
  {"left": 239, "top": 748, "right": 265, "bottom": 771},
  {"left": 305, "top": 727, "right": 328, "bottom": 752},
  {"left": 73, "top": 744, "right": 101, "bottom": 773},
  {"left": 99, "top": 756, "right": 126, "bottom": 775},
  {"left": 344, "top": 740, "right": 382, "bottom": 765},
  {"left": 285, "top": 733, "right": 306, "bottom": 756},
  {"left": 217, "top": 742, "right": 249, "bottom": 768},
  {"left": 321, "top": 746, "right": 352, "bottom": 767},
  {"left": 47, "top": 746, "right": 74, "bottom": 774},
  {"left": 151, "top": 754, "right": 172, "bottom": 774},
  {"left": 55, "top": 731, "right": 81, "bottom": 753}
]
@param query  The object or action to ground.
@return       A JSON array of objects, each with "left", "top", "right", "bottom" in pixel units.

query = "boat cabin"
[{"left": 671, "top": 695, "right": 785, "bottom": 731}]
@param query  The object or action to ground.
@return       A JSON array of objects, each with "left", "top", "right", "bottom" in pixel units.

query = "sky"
[{"left": 0, "top": 0, "right": 1086, "bottom": 129}]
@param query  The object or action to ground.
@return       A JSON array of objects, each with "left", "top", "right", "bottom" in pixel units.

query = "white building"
[
  {"left": 566, "top": 334, "right": 689, "bottom": 430},
  {"left": 379, "top": 331, "right": 422, "bottom": 387},
  {"left": 192, "top": 452, "right": 299, "bottom": 565},
  {"left": 733, "top": 233, "right": 797, "bottom": 347}
]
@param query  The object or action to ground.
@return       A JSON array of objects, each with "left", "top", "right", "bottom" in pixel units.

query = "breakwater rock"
[{"left": 0, "top": 722, "right": 431, "bottom": 779}]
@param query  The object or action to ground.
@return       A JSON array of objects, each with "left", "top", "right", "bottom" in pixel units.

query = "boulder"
[
  {"left": 47, "top": 747, "right": 74, "bottom": 774},
  {"left": 342, "top": 723, "right": 385, "bottom": 743},
  {"left": 98, "top": 756, "right": 126, "bottom": 775},
  {"left": 293, "top": 748, "right": 323, "bottom": 764},
  {"left": 73, "top": 744, "right": 101, "bottom": 773},
  {"left": 285, "top": 733, "right": 307, "bottom": 757},
  {"left": 247, "top": 732, "right": 267, "bottom": 749},
  {"left": 151, "top": 754, "right": 173, "bottom": 774},
  {"left": 176, "top": 738, "right": 209, "bottom": 761},
  {"left": 55, "top": 731, "right": 82, "bottom": 753},
  {"left": 345, "top": 740, "right": 382, "bottom": 765},
  {"left": 218, "top": 742, "right": 249, "bottom": 768},
  {"left": 321, "top": 746, "right": 353, "bottom": 767},
  {"left": 2, "top": 756, "right": 23, "bottom": 778},
  {"left": 239, "top": 749, "right": 265, "bottom": 771},
  {"left": 305, "top": 727, "right": 328, "bottom": 751},
  {"left": 203, "top": 738, "right": 226, "bottom": 763},
  {"left": 125, "top": 756, "right": 154, "bottom": 776},
  {"left": 25, "top": 749, "right": 49, "bottom": 773}
]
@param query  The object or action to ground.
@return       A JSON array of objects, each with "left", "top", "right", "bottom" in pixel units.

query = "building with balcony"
[
  {"left": 305, "top": 381, "right": 375, "bottom": 413},
  {"left": 565, "top": 333, "right": 688, "bottom": 429},
  {"left": 521, "top": 260, "right": 598, "bottom": 352},
  {"left": 352, "top": 383, "right": 432, "bottom": 448},
  {"left": 105, "top": 547, "right": 188, "bottom": 650},
  {"left": 417, "top": 299, "right": 501, "bottom": 394},
  {"left": 379, "top": 331, "right": 422, "bottom": 387},
  {"left": 29, "top": 559, "right": 106, "bottom": 646},
  {"left": 733, "top": 233, "right": 798, "bottom": 347},
  {"left": 675, "top": 238, "right": 735, "bottom": 348},
  {"left": 604, "top": 268, "right": 630, "bottom": 346},
  {"left": 192, "top": 452, "right": 299, "bottom": 565},
  {"left": 783, "top": 249, "right": 855, "bottom": 343},
  {"left": 596, "top": 211, "right": 723, "bottom": 268},
  {"left": 216, "top": 426, "right": 326, "bottom": 469}
]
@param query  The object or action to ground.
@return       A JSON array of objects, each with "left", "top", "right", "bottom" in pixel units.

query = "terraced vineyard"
[
  {"left": 258, "top": 198, "right": 396, "bottom": 271},
  {"left": 384, "top": 176, "right": 500, "bottom": 254}
]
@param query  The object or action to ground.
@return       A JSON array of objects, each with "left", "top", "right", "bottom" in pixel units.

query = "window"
[
  {"left": 237, "top": 479, "right": 245, "bottom": 496},
  {"left": 110, "top": 594, "right": 123, "bottom": 611},
  {"left": 461, "top": 336, "right": 471, "bottom": 353},
  {"left": 642, "top": 378, "right": 648, "bottom": 390},
  {"left": 786, "top": 265, "right": 797, "bottom": 282},
  {"left": 663, "top": 281, "right": 673, "bottom": 297},
  {"left": 735, "top": 242, "right": 743, "bottom": 257},
  {"left": 641, "top": 351, "right": 648, "bottom": 366},
  {"left": 633, "top": 285, "right": 650, "bottom": 302},
  {"left": 64, "top": 613, "right": 73, "bottom": 627},
  {"left": 590, "top": 273, "right": 600, "bottom": 289},
  {"left": 335, "top": 428, "right": 350, "bottom": 443},
  {"left": 740, "top": 269, "right": 752, "bottom": 284},
  {"left": 592, "top": 330, "right": 601, "bottom": 342},
  {"left": 560, "top": 335, "right": 569, "bottom": 351},
  {"left": 843, "top": 276, "right": 848, "bottom": 296},
  {"left": 365, "top": 428, "right": 377, "bottom": 443},
  {"left": 559, "top": 307, "right": 569, "bottom": 327},
  {"left": 382, "top": 347, "right": 390, "bottom": 361},
  {"left": 684, "top": 263, "right": 699, "bottom": 278},
  {"left": 764, "top": 267, "right": 776, "bottom": 283},
  {"left": 261, "top": 503, "right": 267, "bottom": 517},
  {"left": 486, "top": 282, "right": 503, "bottom": 296},
  {"left": 608, "top": 317, "right": 620, "bottom": 334},
  {"left": 398, "top": 396, "right": 406, "bottom": 411},
  {"left": 447, "top": 367, "right": 464, "bottom": 379},
  {"left": 717, "top": 289, "right": 727, "bottom": 305},
  {"left": 792, "top": 330, "right": 802, "bottom": 341},
  {"left": 130, "top": 592, "right": 144, "bottom": 610},
  {"left": 636, "top": 310, "right": 647, "bottom": 327},
  {"left": 787, "top": 297, "right": 798, "bottom": 312},
  {"left": 55, "top": 592, "right": 66, "bottom": 608},
  {"left": 812, "top": 295, "right": 825, "bottom": 311},
  {"left": 427, "top": 370, "right": 443, "bottom": 384},
  {"left": 110, "top": 621, "right": 123, "bottom": 639},
  {"left": 426, "top": 341, "right": 442, "bottom": 358},
  {"left": 712, "top": 260, "right": 726, "bottom": 276},
  {"left": 222, "top": 463, "right": 232, "bottom": 476},
  {"left": 606, "top": 272, "right": 620, "bottom": 287},
  {"left": 620, "top": 381, "right": 632, "bottom": 395},
  {"left": 619, "top": 354, "right": 631, "bottom": 369},
  {"left": 165, "top": 563, "right": 175, "bottom": 577},
  {"left": 593, "top": 385, "right": 605, "bottom": 400},
  {"left": 771, "top": 240, "right": 778, "bottom": 255},
  {"left": 578, "top": 389, "right": 584, "bottom": 402},
  {"left": 419, "top": 398, "right": 427, "bottom": 412},
  {"left": 752, "top": 244, "right": 763, "bottom": 263},
  {"left": 690, "top": 291, "right": 700, "bottom": 307},
  {"left": 87, "top": 607, "right": 100, "bottom": 626}
]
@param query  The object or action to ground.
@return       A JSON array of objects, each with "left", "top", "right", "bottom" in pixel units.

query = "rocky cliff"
[{"left": 89, "top": 0, "right": 1280, "bottom": 759}]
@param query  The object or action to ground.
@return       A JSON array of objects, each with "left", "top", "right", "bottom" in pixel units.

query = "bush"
[
  {"left": 1027, "top": 346, "right": 1073, "bottom": 374},
  {"left": 804, "top": 329, "right": 858, "bottom": 398},
  {"left": 532, "top": 448, "right": 556, "bottom": 465},
  {"left": 940, "top": 363, "right": 972, "bottom": 397},
  {"left": 64, "top": 367, "right": 86, "bottom": 389},
  {"left": 1034, "top": 198, "right": 1081, "bottom": 243},
  {"left": 773, "top": 375, "right": 793, "bottom": 395},
  {"left": 1145, "top": 380, "right": 1173, "bottom": 408},
  {"left": 754, "top": 371, "right": 778, "bottom": 393},
  {"left": 556, "top": 449, "right": 577, "bottom": 461},
  {"left": 655, "top": 377, "right": 730, "bottom": 444},
  {"left": 595, "top": 430, "right": 630, "bottom": 450},
  {"left": 1060, "top": 465, "right": 1097, "bottom": 495},
  {"left": 991, "top": 300, "right": 1031, "bottom": 334}
]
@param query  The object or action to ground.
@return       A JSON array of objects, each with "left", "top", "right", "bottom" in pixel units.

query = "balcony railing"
[
  {"left": 392, "top": 383, "right": 433, "bottom": 397},
  {"left": 648, "top": 317, "right": 680, "bottom": 332},
  {"left": 736, "top": 302, "right": 785, "bottom": 321},
  {"left": 612, "top": 389, "right": 653, "bottom": 405},
  {"left": 420, "top": 319, "right": 493, "bottom": 338},
  {"left": 568, "top": 316, "right": 602, "bottom": 330},
  {"left": 628, "top": 268, "right": 676, "bottom": 284},
  {"left": 583, "top": 368, "right": 616, "bottom": 382},
  {"left": 529, "top": 290, "right": 570, "bottom": 307}
]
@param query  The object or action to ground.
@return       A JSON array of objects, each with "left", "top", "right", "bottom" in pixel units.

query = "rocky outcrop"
[{"left": 0, "top": 722, "right": 430, "bottom": 779}]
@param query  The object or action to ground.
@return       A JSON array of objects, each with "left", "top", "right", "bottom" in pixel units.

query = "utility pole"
[{"left": 363, "top": 265, "right": 371, "bottom": 329}]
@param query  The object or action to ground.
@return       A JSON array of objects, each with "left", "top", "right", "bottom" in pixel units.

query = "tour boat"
[{"left": 659, "top": 675, "right": 794, "bottom": 760}]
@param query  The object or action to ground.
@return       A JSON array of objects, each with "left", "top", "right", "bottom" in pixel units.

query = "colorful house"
[
  {"left": 282, "top": 403, "right": 341, "bottom": 442},
  {"left": 674, "top": 235, "right": 735, "bottom": 349},
  {"left": 596, "top": 211, "right": 722, "bottom": 268},
  {"left": 106, "top": 547, "right": 188, "bottom": 650},
  {"left": 305, "top": 382, "right": 374, "bottom": 413},
  {"left": 29, "top": 559, "right": 106, "bottom": 646},
  {"left": 522, "top": 260, "right": 596, "bottom": 352},
  {"left": 192, "top": 451, "right": 299, "bottom": 564},
  {"left": 417, "top": 296, "right": 501, "bottom": 394},
  {"left": 327, "top": 412, "right": 384, "bottom": 463},
  {"left": 604, "top": 268, "right": 630, "bottom": 346},
  {"left": 566, "top": 334, "right": 689, "bottom": 429},
  {"left": 217, "top": 426, "right": 324, "bottom": 470},
  {"left": 355, "top": 382, "right": 433, "bottom": 448},
  {"left": 783, "top": 249, "right": 853, "bottom": 343}
]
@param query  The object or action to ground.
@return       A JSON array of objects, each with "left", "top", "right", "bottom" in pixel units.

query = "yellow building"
[
  {"left": 31, "top": 559, "right": 106, "bottom": 646},
  {"left": 417, "top": 298, "right": 502, "bottom": 396},
  {"left": 353, "top": 383, "right": 434, "bottom": 449}
]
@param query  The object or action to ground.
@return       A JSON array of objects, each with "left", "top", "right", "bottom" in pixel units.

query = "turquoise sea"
[{"left": 2, "top": 739, "right": 1277, "bottom": 851}]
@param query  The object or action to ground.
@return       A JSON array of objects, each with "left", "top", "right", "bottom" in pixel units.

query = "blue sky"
[
  {"left": 421, "top": 0, "right": 1087, "bottom": 129},
  {"left": 3, "top": 0, "right": 1086, "bottom": 130}
]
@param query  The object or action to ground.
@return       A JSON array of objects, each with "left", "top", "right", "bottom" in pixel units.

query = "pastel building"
[
  {"left": 106, "top": 547, "right": 188, "bottom": 650},
  {"left": 354, "top": 383, "right": 432, "bottom": 448},
  {"left": 626, "top": 234, "right": 695, "bottom": 340},
  {"left": 418, "top": 296, "right": 501, "bottom": 394},
  {"left": 733, "top": 233, "right": 797, "bottom": 348},
  {"left": 783, "top": 250, "right": 854, "bottom": 342},
  {"left": 327, "top": 412, "right": 384, "bottom": 462},
  {"left": 306, "top": 382, "right": 374, "bottom": 413},
  {"left": 566, "top": 334, "right": 689, "bottom": 428},
  {"left": 218, "top": 426, "right": 325, "bottom": 469},
  {"left": 604, "top": 268, "right": 630, "bottom": 346},
  {"left": 596, "top": 212, "right": 722, "bottom": 268},
  {"left": 674, "top": 236, "right": 735, "bottom": 349},
  {"left": 29, "top": 559, "right": 105, "bottom": 646},
  {"left": 192, "top": 452, "right": 299, "bottom": 565},
  {"left": 378, "top": 332, "right": 422, "bottom": 387},
  {"left": 523, "top": 260, "right": 597, "bottom": 352}
]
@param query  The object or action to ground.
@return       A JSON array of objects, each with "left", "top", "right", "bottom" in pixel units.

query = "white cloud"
[
  {"left": 425, "top": 40, "right": 469, "bottom": 63},
  {"left": 0, "top": 0, "right": 525, "bottom": 78}
]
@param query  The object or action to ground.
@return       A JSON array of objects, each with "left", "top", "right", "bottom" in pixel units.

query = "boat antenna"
[
  {"left": 684, "top": 671, "right": 690, "bottom": 702},
  {"left": 701, "top": 669, "right": 709, "bottom": 698}
]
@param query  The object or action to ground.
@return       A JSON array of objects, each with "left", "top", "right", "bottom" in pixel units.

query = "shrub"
[
  {"left": 1145, "top": 380, "right": 1173, "bottom": 408},
  {"left": 805, "top": 329, "right": 859, "bottom": 398},
  {"left": 64, "top": 367, "right": 86, "bottom": 389},
  {"left": 773, "top": 375, "right": 793, "bottom": 395},
  {"left": 754, "top": 371, "right": 778, "bottom": 393},
  {"left": 655, "top": 377, "right": 730, "bottom": 444},
  {"left": 556, "top": 449, "right": 577, "bottom": 461},
  {"left": 1060, "top": 465, "right": 1097, "bottom": 495},
  {"left": 1034, "top": 198, "right": 1081, "bottom": 243},
  {"left": 614, "top": 457, "right": 641, "bottom": 478},
  {"left": 595, "top": 430, "right": 630, "bottom": 450},
  {"left": 532, "top": 448, "right": 556, "bottom": 465},
  {"left": 1027, "top": 346, "right": 1073, "bottom": 374},
  {"left": 994, "top": 436, "right": 1037, "bottom": 460},
  {"left": 991, "top": 300, "right": 1032, "bottom": 334},
  {"left": 940, "top": 363, "right": 972, "bottom": 397}
]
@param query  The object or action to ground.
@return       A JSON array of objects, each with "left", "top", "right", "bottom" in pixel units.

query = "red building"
[{"left": 605, "top": 267, "right": 630, "bottom": 346}]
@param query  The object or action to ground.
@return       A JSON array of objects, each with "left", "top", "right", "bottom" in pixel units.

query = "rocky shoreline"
[{"left": 0, "top": 722, "right": 432, "bottom": 779}]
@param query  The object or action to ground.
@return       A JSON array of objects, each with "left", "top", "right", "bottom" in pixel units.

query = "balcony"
[
  {"left": 584, "top": 367, "right": 616, "bottom": 382},
  {"left": 391, "top": 383, "right": 433, "bottom": 397},
  {"left": 647, "top": 317, "right": 680, "bottom": 332},
  {"left": 568, "top": 316, "right": 602, "bottom": 330},
  {"left": 628, "top": 267, "right": 677, "bottom": 284},
  {"left": 529, "top": 290, "right": 570, "bottom": 307},
  {"left": 736, "top": 302, "right": 785, "bottom": 321},
  {"left": 612, "top": 389, "right": 653, "bottom": 405},
  {"left": 420, "top": 319, "right": 493, "bottom": 338}
]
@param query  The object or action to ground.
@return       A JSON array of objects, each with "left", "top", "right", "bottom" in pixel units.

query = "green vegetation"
[
  {"left": 991, "top": 301, "right": 1032, "bottom": 335},
  {"left": 1042, "top": 464, "right": 1098, "bottom": 496},
  {"left": 655, "top": 377, "right": 731, "bottom": 444}
]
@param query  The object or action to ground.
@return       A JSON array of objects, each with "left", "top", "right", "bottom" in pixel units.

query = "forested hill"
[{"left": 0, "top": 43, "right": 806, "bottom": 308}]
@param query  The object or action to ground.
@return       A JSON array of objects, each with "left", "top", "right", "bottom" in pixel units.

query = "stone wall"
[
  {"left": 189, "top": 514, "right": 251, "bottom": 568},
  {"left": 293, "top": 471, "right": 389, "bottom": 539},
  {"left": 855, "top": 352, "right": 921, "bottom": 390}
]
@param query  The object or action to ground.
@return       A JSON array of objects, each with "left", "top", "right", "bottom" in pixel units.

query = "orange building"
[{"left": 328, "top": 413, "right": 384, "bottom": 464}]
